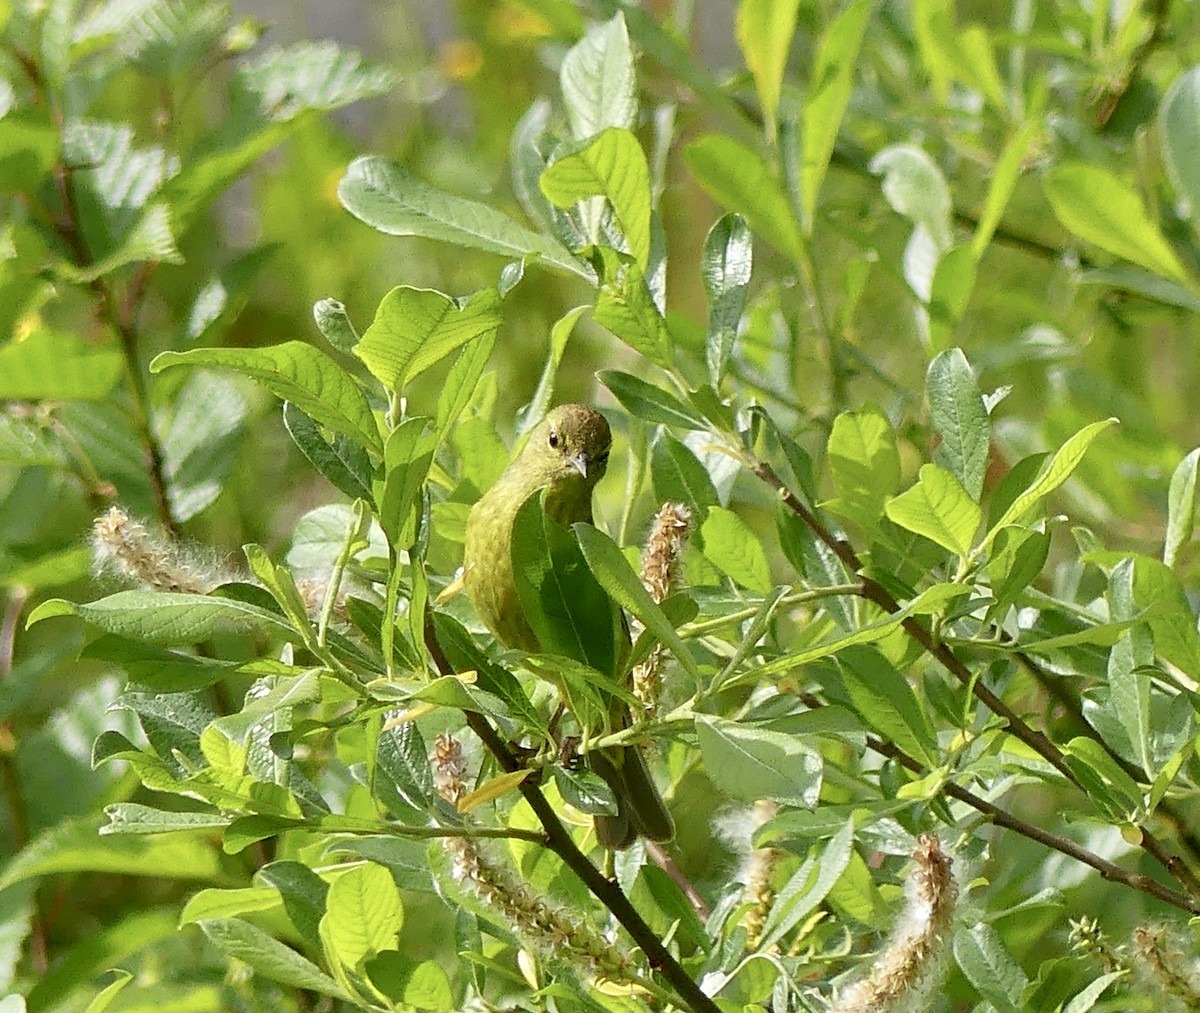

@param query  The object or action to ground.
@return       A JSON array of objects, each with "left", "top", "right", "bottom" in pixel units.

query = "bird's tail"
[{"left": 590, "top": 744, "right": 675, "bottom": 850}]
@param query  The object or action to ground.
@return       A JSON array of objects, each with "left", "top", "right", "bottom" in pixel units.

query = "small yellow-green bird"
[{"left": 463, "top": 404, "right": 674, "bottom": 849}]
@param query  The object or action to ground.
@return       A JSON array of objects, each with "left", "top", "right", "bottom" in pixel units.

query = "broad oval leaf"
[
  {"left": 319, "top": 861, "right": 402, "bottom": 968},
  {"left": 597, "top": 370, "right": 706, "bottom": 430},
  {"left": 696, "top": 715, "right": 822, "bottom": 807},
  {"left": 338, "top": 156, "right": 590, "bottom": 279},
  {"left": 150, "top": 342, "right": 381, "bottom": 453},
  {"left": 1043, "top": 163, "right": 1188, "bottom": 282},
  {"left": 540, "top": 127, "right": 651, "bottom": 267},
  {"left": 684, "top": 134, "right": 804, "bottom": 263},
  {"left": 355, "top": 286, "right": 502, "bottom": 394},
  {"left": 560, "top": 12, "right": 637, "bottom": 140},
  {"left": 28, "top": 590, "right": 297, "bottom": 645},
  {"left": 700, "top": 506, "right": 772, "bottom": 593},
  {"left": 885, "top": 463, "right": 981, "bottom": 558}
]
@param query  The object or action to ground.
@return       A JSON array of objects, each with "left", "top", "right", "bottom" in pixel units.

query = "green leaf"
[
  {"left": 927, "top": 348, "right": 989, "bottom": 499},
  {"left": 759, "top": 817, "right": 853, "bottom": 950},
  {"left": 953, "top": 923, "right": 1030, "bottom": 1010},
  {"left": 283, "top": 402, "right": 374, "bottom": 503},
  {"left": 1043, "top": 164, "right": 1189, "bottom": 282},
  {"left": 28, "top": 590, "right": 297, "bottom": 645},
  {"left": 1164, "top": 448, "right": 1200, "bottom": 568},
  {"left": 0, "top": 413, "right": 60, "bottom": 467},
  {"left": 1133, "top": 555, "right": 1200, "bottom": 679},
  {"left": 572, "top": 522, "right": 702, "bottom": 683},
  {"left": 696, "top": 716, "right": 822, "bottom": 807},
  {"left": 870, "top": 144, "right": 953, "bottom": 251},
  {"left": 684, "top": 134, "right": 804, "bottom": 263},
  {"left": 592, "top": 255, "right": 673, "bottom": 366},
  {"left": 0, "top": 815, "right": 221, "bottom": 890},
  {"left": 651, "top": 434, "right": 719, "bottom": 516},
  {"left": 162, "top": 370, "right": 248, "bottom": 523},
  {"left": 256, "top": 861, "right": 329, "bottom": 951},
  {"left": 375, "top": 418, "right": 437, "bottom": 548},
  {"left": 435, "top": 331, "right": 499, "bottom": 447},
  {"left": 1107, "top": 561, "right": 1153, "bottom": 777},
  {"left": 744, "top": 582, "right": 967, "bottom": 682},
  {"left": 186, "top": 245, "right": 278, "bottom": 344},
  {"left": 83, "top": 970, "right": 133, "bottom": 1013},
  {"left": 1062, "top": 972, "right": 1128, "bottom": 1013},
  {"left": 408, "top": 676, "right": 511, "bottom": 720},
  {"left": 312, "top": 298, "right": 361, "bottom": 354},
  {"left": 338, "top": 156, "right": 590, "bottom": 279},
  {"left": 355, "top": 286, "right": 503, "bottom": 394},
  {"left": 0, "top": 329, "right": 122, "bottom": 400},
  {"left": 799, "top": 0, "right": 872, "bottom": 224},
  {"left": 150, "top": 342, "right": 381, "bottom": 453},
  {"left": 180, "top": 887, "right": 282, "bottom": 926},
  {"left": 540, "top": 127, "right": 651, "bottom": 267},
  {"left": 927, "top": 244, "right": 978, "bottom": 351},
  {"left": 987, "top": 527, "right": 1050, "bottom": 615},
  {"left": 560, "top": 12, "right": 637, "bottom": 139},
  {"left": 826, "top": 406, "right": 901, "bottom": 530},
  {"left": 701, "top": 213, "right": 752, "bottom": 385},
  {"left": 885, "top": 463, "right": 981, "bottom": 557},
  {"left": 1159, "top": 66, "right": 1200, "bottom": 236},
  {"left": 736, "top": 0, "right": 800, "bottom": 136},
  {"left": 973, "top": 122, "right": 1038, "bottom": 256},
  {"left": 554, "top": 764, "right": 618, "bottom": 816},
  {"left": 983, "top": 418, "right": 1117, "bottom": 550},
  {"left": 516, "top": 305, "right": 586, "bottom": 437},
  {"left": 235, "top": 41, "right": 395, "bottom": 121},
  {"left": 597, "top": 370, "right": 706, "bottom": 430},
  {"left": 201, "top": 918, "right": 351, "bottom": 1001},
  {"left": 700, "top": 506, "right": 772, "bottom": 593},
  {"left": 430, "top": 612, "right": 545, "bottom": 731},
  {"left": 319, "top": 862, "right": 402, "bottom": 968},
  {"left": 365, "top": 952, "right": 453, "bottom": 1010},
  {"left": 163, "top": 123, "right": 291, "bottom": 238},
  {"left": 58, "top": 202, "right": 183, "bottom": 282},
  {"left": 102, "top": 803, "right": 230, "bottom": 835},
  {"left": 511, "top": 494, "right": 623, "bottom": 678},
  {"left": 0, "top": 108, "right": 58, "bottom": 194},
  {"left": 837, "top": 645, "right": 939, "bottom": 767},
  {"left": 1061, "top": 736, "right": 1143, "bottom": 819}
]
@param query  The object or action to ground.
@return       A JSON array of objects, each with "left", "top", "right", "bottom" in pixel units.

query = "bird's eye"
[
  {"left": 594, "top": 451, "right": 609, "bottom": 467},
  {"left": 548, "top": 431, "right": 559, "bottom": 449}
]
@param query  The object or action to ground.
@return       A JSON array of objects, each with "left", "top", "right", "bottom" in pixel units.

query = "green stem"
[{"left": 678, "top": 584, "right": 861, "bottom": 639}]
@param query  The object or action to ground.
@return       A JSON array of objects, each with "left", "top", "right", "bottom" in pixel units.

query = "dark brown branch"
[
  {"left": 750, "top": 458, "right": 1077, "bottom": 782},
  {"left": 867, "top": 733, "right": 1200, "bottom": 916},
  {"left": 646, "top": 840, "right": 711, "bottom": 921},
  {"left": 750, "top": 455, "right": 1200, "bottom": 905},
  {"left": 424, "top": 619, "right": 719, "bottom": 1013}
]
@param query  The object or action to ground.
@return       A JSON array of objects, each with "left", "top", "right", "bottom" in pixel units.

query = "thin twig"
[
  {"left": 646, "top": 839, "right": 711, "bottom": 920},
  {"left": 424, "top": 617, "right": 720, "bottom": 1013},
  {"left": 865, "top": 733, "right": 1200, "bottom": 916},
  {"left": 748, "top": 454, "right": 1200, "bottom": 905}
]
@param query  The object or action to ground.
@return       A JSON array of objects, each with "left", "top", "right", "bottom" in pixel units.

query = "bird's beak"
[{"left": 568, "top": 451, "right": 589, "bottom": 477}]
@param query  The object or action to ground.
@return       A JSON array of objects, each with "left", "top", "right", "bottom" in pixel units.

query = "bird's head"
[{"left": 523, "top": 404, "right": 612, "bottom": 487}]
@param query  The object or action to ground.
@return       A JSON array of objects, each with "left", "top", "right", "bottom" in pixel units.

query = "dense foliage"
[{"left": 5, "top": 0, "right": 1200, "bottom": 1010}]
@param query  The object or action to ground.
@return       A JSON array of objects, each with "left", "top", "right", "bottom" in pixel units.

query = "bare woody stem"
[
  {"left": 423, "top": 619, "right": 720, "bottom": 1013},
  {"left": 749, "top": 456, "right": 1200, "bottom": 904},
  {"left": 865, "top": 733, "right": 1200, "bottom": 916}
]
